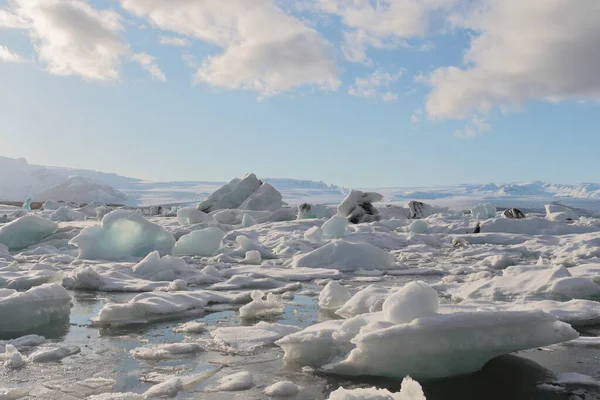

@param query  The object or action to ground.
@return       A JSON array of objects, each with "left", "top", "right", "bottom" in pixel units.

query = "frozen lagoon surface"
[{"left": 2, "top": 182, "right": 600, "bottom": 399}]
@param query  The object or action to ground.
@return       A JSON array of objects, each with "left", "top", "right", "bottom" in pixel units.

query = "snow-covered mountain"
[{"left": 1, "top": 155, "right": 599, "bottom": 210}]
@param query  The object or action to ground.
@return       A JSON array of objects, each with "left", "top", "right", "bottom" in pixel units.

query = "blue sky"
[{"left": 0, "top": 0, "right": 599, "bottom": 188}]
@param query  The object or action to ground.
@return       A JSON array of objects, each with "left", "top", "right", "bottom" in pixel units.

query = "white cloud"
[
  {"left": 381, "top": 92, "right": 398, "bottom": 102},
  {"left": 425, "top": 0, "right": 600, "bottom": 119},
  {"left": 131, "top": 52, "right": 166, "bottom": 81},
  {"left": 411, "top": 108, "right": 424, "bottom": 123},
  {"left": 454, "top": 115, "right": 491, "bottom": 139},
  {"left": 2, "top": 0, "right": 128, "bottom": 81},
  {"left": 0, "top": 45, "right": 25, "bottom": 63},
  {"left": 316, "top": 0, "right": 455, "bottom": 64},
  {"left": 120, "top": 0, "right": 339, "bottom": 96},
  {"left": 159, "top": 35, "right": 190, "bottom": 47},
  {"left": 348, "top": 69, "right": 403, "bottom": 101}
]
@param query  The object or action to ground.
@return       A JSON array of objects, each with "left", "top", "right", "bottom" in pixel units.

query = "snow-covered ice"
[
  {"left": 292, "top": 240, "right": 397, "bottom": 271},
  {"left": 338, "top": 190, "right": 383, "bottom": 224},
  {"left": 264, "top": 381, "right": 300, "bottom": 397},
  {"left": 319, "top": 281, "right": 351, "bottom": 310},
  {"left": 322, "top": 215, "right": 349, "bottom": 239},
  {"left": 210, "top": 322, "right": 301, "bottom": 353},
  {"left": 327, "top": 376, "right": 425, "bottom": 400},
  {"left": 173, "top": 227, "right": 224, "bottom": 257},
  {"left": 238, "top": 290, "right": 283, "bottom": 319}
]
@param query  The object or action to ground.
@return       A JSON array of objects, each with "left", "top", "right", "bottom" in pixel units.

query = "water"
[{"left": 3, "top": 281, "right": 600, "bottom": 399}]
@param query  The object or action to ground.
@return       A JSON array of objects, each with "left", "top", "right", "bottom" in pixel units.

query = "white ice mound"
[
  {"left": 93, "top": 290, "right": 235, "bottom": 325},
  {"left": 338, "top": 190, "right": 383, "bottom": 224},
  {"left": 70, "top": 210, "right": 175, "bottom": 260},
  {"left": 292, "top": 240, "right": 396, "bottom": 271},
  {"left": 213, "top": 371, "right": 253, "bottom": 391},
  {"left": 322, "top": 310, "right": 577, "bottom": 379},
  {"left": 382, "top": 281, "right": 438, "bottom": 324},
  {"left": 0, "top": 215, "right": 58, "bottom": 250},
  {"left": 304, "top": 226, "right": 324, "bottom": 243},
  {"left": 177, "top": 207, "right": 209, "bottom": 225},
  {"left": 471, "top": 203, "right": 497, "bottom": 219},
  {"left": 298, "top": 203, "right": 334, "bottom": 220},
  {"left": 319, "top": 281, "right": 351, "bottom": 310},
  {"left": 173, "top": 227, "right": 224, "bottom": 257},
  {"left": 322, "top": 215, "right": 348, "bottom": 239},
  {"left": 197, "top": 173, "right": 284, "bottom": 212},
  {"left": 336, "top": 285, "right": 389, "bottom": 318},
  {"left": 264, "top": 381, "right": 300, "bottom": 397},
  {"left": 450, "top": 266, "right": 600, "bottom": 301},
  {"left": 132, "top": 251, "right": 213, "bottom": 282},
  {"left": 238, "top": 290, "right": 283, "bottom": 319},
  {"left": 278, "top": 288, "right": 578, "bottom": 380},
  {"left": 210, "top": 322, "right": 301, "bottom": 353},
  {"left": 0, "top": 283, "right": 71, "bottom": 336},
  {"left": 130, "top": 343, "right": 203, "bottom": 360},
  {"left": 545, "top": 204, "right": 578, "bottom": 222},
  {"left": 328, "top": 376, "right": 425, "bottom": 400},
  {"left": 49, "top": 206, "right": 87, "bottom": 222},
  {"left": 408, "top": 220, "right": 428, "bottom": 234}
]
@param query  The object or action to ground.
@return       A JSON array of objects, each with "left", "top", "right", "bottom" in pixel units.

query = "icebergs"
[
  {"left": 292, "top": 240, "right": 397, "bottom": 271},
  {"left": 278, "top": 282, "right": 578, "bottom": 379},
  {"left": 328, "top": 377, "right": 425, "bottom": 400},
  {"left": 298, "top": 203, "right": 333, "bottom": 220},
  {"left": 545, "top": 204, "right": 577, "bottom": 222},
  {"left": 382, "top": 282, "right": 438, "bottom": 324},
  {"left": 304, "top": 226, "right": 324, "bottom": 243},
  {"left": 0, "top": 215, "right": 58, "bottom": 250},
  {"left": 197, "top": 173, "right": 284, "bottom": 212},
  {"left": 239, "top": 290, "right": 283, "bottom": 319},
  {"left": 210, "top": 322, "right": 301, "bottom": 353},
  {"left": 471, "top": 203, "right": 497, "bottom": 219},
  {"left": 264, "top": 381, "right": 300, "bottom": 397},
  {"left": 49, "top": 206, "right": 86, "bottom": 222},
  {"left": 502, "top": 208, "right": 526, "bottom": 219},
  {"left": 321, "top": 215, "right": 348, "bottom": 239},
  {"left": 212, "top": 371, "right": 253, "bottom": 391},
  {"left": 132, "top": 251, "right": 212, "bottom": 282},
  {"left": 131, "top": 343, "right": 203, "bottom": 360},
  {"left": 173, "top": 227, "right": 224, "bottom": 257},
  {"left": 93, "top": 290, "right": 235, "bottom": 325},
  {"left": 176, "top": 207, "right": 209, "bottom": 225},
  {"left": 336, "top": 285, "right": 388, "bottom": 318},
  {"left": 319, "top": 281, "right": 351, "bottom": 310},
  {"left": 408, "top": 220, "right": 428, "bottom": 234},
  {"left": 0, "top": 283, "right": 71, "bottom": 336},
  {"left": 338, "top": 190, "right": 383, "bottom": 224},
  {"left": 70, "top": 210, "right": 175, "bottom": 260},
  {"left": 407, "top": 201, "right": 434, "bottom": 219}
]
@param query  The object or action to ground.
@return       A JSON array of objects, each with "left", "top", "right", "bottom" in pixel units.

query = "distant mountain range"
[{"left": 1, "top": 156, "right": 599, "bottom": 209}]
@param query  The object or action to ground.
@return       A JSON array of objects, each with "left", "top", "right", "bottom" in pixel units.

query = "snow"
[
  {"left": 546, "top": 204, "right": 578, "bottom": 222},
  {"left": 327, "top": 377, "right": 425, "bottom": 400},
  {"left": 292, "top": 240, "right": 397, "bottom": 271},
  {"left": 471, "top": 203, "right": 497, "bottom": 219},
  {"left": 212, "top": 371, "right": 254, "bottom": 391},
  {"left": 319, "top": 281, "right": 351, "bottom": 310},
  {"left": 198, "top": 174, "right": 284, "bottom": 212},
  {"left": 0, "top": 283, "right": 71, "bottom": 336},
  {"left": 0, "top": 215, "right": 58, "bottom": 250},
  {"left": 322, "top": 215, "right": 349, "bottom": 239},
  {"left": 210, "top": 322, "right": 301, "bottom": 353},
  {"left": 338, "top": 190, "right": 383, "bottom": 224},
  {"left": 70, "top": 210, "right": 175, "bottom": 260},
  {"left": 239, "top": 290, "right": 283, "bottom": 319},
  {"left": 298, "top": 203, "right": 333, "bottom": 220},
  {"left": 264, "top": 381, "right": 300, "bottom": 397},
  {"left": 176, "top": 206, "right": 208, "bottom": 225},
  {"left": 382, "top": 281, "right": 439, "bottom": 324},
  {"left": 173, "top": 227, "right": 225, "bottom": 257}
]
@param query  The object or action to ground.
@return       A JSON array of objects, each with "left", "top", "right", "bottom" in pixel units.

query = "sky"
[{"left": 0, "top": 0, "right": 599, "bottom": 188}]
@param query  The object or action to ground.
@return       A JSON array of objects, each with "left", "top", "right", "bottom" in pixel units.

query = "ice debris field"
[{"left": 2, "top": 173, "right": 600, "bottom": 399}]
